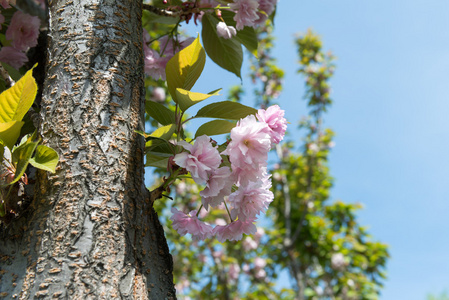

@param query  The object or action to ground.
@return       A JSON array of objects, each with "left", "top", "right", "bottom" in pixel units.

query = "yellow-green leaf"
[
  {"left": 166, "top": 36, "right": 206, "bottom": 102},
  {"left": 0, "top": 120, "right": 24, "bottom": 149},
  {"left": 0, "top": 66, "right": 37, "bottom": 123},
  {"left": 175, "top": 88, "right": 217, "bottom": 112},
  {"left": 29, "top": 145, "right": 59, "bottom": 173},
  {"left": 149, "top": 124, "right": 176, "bottom": 140}
]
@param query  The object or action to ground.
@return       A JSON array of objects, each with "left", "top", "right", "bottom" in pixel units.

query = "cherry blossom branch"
[
  {"left": 288, "top": 249, "right": 306, "bottom": 300},
  {"left": 276, "top": 144, "right": 293, "bottom": 248},
  {"left": 142, "top": 4, "right": 179, "bottom": 17}
]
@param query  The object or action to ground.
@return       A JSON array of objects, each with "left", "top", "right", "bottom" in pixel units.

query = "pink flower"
[
  {"left": 228, "top": 176, "right": 273, "bottom": 222},
  {"left": 144, "top": 46, "right": 169, "bottom": 80},
  {"left": 231, "top": 165, "right": 268, "bottom": 186},
  {"left": 151, "top": 87, "right": 166, "bottom": 102},
  {"left": 255, "top": 268, "right": 267, "bottom": 279},
  {"left": 254, "top": 257, "right": 267, "bottom": 269},
  {"left": 222, "top": 115, "right": 271, "bottom": 173},
  {"left": 0, "top": 47, "right": 28, "bottom": 69},
  {"left": 142, "top": 30, "right": 194, "bottom": 80},
  {"left": 213, "top": 219, "right": 257, "bottom": 242},
  {"left": 200, "top": 167, "right": 234, "bottom": 210},
  {"left": 174, "top": 135, "right": 222, "bottom": 184},
  {"left": 229, "top": 0, "right": 260, "bottom": 30},
  {"left": 254, "top": 0, "right": 278, "bottom": 25},
  {"left": 170, "top": 207, "right": 213, "bottom": 241},
  {"left": 256, "top": 105, "right": 287, "bottom": 144},
  {"left": 243, "top": 236, "right": 258, "bottom": 251},
  {"left": 0, "top": 0, "right": 11, "bottom": 9},
  {"left": 159, "top": 35, "right": 194, "bottom": 57},
  {"left": 228, "top": 263, "right": 240, "bottom": 281},
  {"left": 6, "top": 11, "right": 41, "bottom": 51},
  {"left": 255, "top": 227, "right": 265, "bottom": 241},
  {"left": 216, "top": 22, "right": 237, "bottom": 39}
]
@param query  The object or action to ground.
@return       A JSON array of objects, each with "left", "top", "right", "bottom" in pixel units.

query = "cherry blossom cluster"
[
  {"left": 0, "top": 7, "right": 41, "bottom": 69},
  {"left": 143, "top": 29, "right": 194, "bottom": 80},
  {"left": 214, "top": 0, "right": 278, "bottom": 39},
  {"left": 170, "top": 105, "right": 287, "bottom": 242}
]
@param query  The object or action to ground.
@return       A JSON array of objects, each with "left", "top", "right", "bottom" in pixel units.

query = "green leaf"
[
  {"left": 29, "top": 145, "right": 59, "bottom": 173},
  {"left": 0, "top": 120, "right": 24, "bottom": 149},
  {"left": 195, "top": 120, "right": 236, "bottom": 138},
  {"left": 221, "top": 10, "right": 258, "bottom": 57},
  {"left": 145, "top": 100, "right": 176, "bottom": 125},
  {"left": 9, "top": 138, "right": 38, "bottom": 185},
  {"left": 175, "top": 88, "right": 216, "bottom": 112},
  {"left": 148, "top": 124, "right": 176, "bottom": 140},
  {"left": 166, "top": 36, "right": 206, "bottom": 102},
  {"left": 145, "top": 140, "right": 176, "bottom": 154},
  {"left": 208, "top": 88, "right": 222, "bottom": 95},
  {"left": 202, "top": 14, "right": 243, "bottom": 78},
  {"left": 195, "top": 101, "right": 257, "bottom": 120},
  {"left": 0, "top": 66, "right": 37, "bottom": 123},
  {"left": 145, "top": 152, "right": 171, "bottom": 168}
]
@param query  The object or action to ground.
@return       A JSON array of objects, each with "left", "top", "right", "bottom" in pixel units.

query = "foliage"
[
  {"left": 156, "top": 25, "right": 389, "bottom": 299},
  {"left": 0, "top": 67, "right": 58, "bottom": 219},
  {"left": 428, "top": 291, "right": 449, "bottom": 300},
  {"left": 0, "top": 1, "right": 389, "bottom": 299}
]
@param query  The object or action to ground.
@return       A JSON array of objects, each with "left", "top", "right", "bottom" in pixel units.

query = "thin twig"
[
  {"left": 0, "top": 65, "right": 15, "bottom": 88},
  {"left": 143, "top": 4, "right": 179, "bottom": 17}
]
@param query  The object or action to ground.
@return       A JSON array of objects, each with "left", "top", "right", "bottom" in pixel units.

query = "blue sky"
[{"left": 182, "top": 0, "right": 449, "bottom": 298}]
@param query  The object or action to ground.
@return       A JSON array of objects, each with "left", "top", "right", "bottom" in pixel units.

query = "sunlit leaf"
[
  {"left": 29, "top": 145, "right": 59, "bottom": 173},
  {"left": 175, "top": 88, "right": 216, "bottom": 112},
  {"left": 0, "top": 66, "right": 37, "bottom": 123},
  {"left": 148, "top": 124, "right": 176, "bottom": 140},
  {"left": 0, "top": 120, "right": 24, "bottom": 149},
  {"left": 166, "top": 36, "right": 206, "bottom": 102}
]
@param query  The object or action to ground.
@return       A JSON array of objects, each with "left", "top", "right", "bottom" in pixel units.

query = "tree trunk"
[{"left": 0, "top": 0, "right": 176, "bottom": 298}]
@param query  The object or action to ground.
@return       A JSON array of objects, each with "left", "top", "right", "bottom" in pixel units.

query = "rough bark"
[{"left": 0, "top": 0, "right": 176, "bottom": 299}]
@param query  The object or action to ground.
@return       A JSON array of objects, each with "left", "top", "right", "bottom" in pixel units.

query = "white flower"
[
  {"left": 331, "top": 253, "right": 346, "bottom": 270},
  {"left": 216, "top": 22, "right": 237, "bottom": 39}
]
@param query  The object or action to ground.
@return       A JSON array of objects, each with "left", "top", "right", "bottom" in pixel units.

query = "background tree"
[
  {"left": 161, "top": 27, "right": 389, "bottom": 300},
  {"left": 0, "top": 0, "right": 388, "bottom": 299}
]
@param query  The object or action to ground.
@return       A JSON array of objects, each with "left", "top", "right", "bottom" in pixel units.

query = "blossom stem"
[
  {"left": 196, "top": 204, "right": 203, "bottom": 217},
  {"left": 224, "top": 201, "right": 233, "bottom": 222}
]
